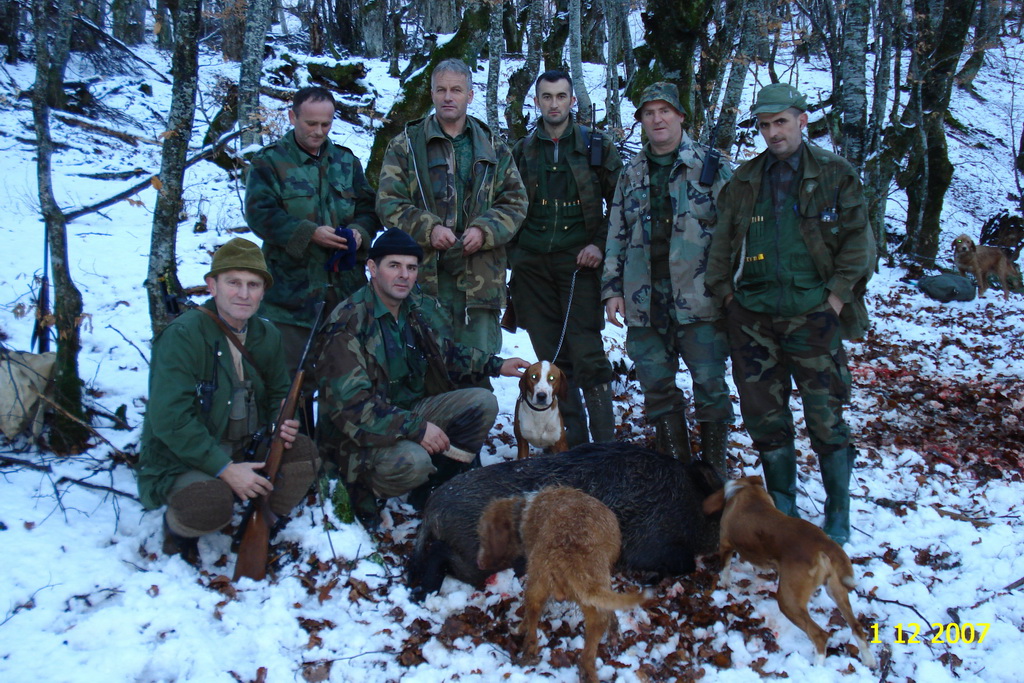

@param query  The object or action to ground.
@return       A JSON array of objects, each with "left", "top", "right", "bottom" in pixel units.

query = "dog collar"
[{"left": 520, "top": 391, "right": 556, "bottom": 412}]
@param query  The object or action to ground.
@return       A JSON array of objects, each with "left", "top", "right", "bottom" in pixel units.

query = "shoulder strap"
[{"left": 197, "top": 306, "right": 262, "bottom": 378}]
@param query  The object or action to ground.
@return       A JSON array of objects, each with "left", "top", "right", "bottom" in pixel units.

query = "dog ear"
[
  {"left": 519, "top": 367, "right": 532, "bottom": 393},
  {"left": 477, "top": 498, "right": 521, "bottom": 571},
  {"left": 702, "top": 489, "right": 726, "bottom": 516},
  {"left": 555, "top": 370, "right": 569, "bottom": 402}
]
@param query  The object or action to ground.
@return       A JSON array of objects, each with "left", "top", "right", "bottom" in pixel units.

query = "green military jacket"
[
  {"left": 706, "top": 142, "right": 875, "bottom": 339},
  {"left": 375, "top": 115, "right": 528, "bottom": 310},
  {"left": 315, "top": 285, "right": 505, "bottom": 476},
  {"left": 245, "top": 131, "right": 380, "bottom": 328},
  {"left": 511, "top": 116, "right": 623, "bottom": 253},
  {"left": 136, "top": 300, "right": 289, "bottom": 509},
  {"left": 601, "top": 131, "right": 731, "bottom": 326}
]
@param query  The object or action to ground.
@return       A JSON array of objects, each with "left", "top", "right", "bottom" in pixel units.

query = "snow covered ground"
[{"left": 1, "top": 29, "right": 1023, "bottom": 683}]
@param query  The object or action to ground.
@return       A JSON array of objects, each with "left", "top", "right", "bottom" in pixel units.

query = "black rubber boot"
[
  {"left": 654, "top": 413, "right": 693, "bottom": 462},
  {"left": 699, "top": 422, "right": 729, "bottom": 479},
  {"left": 583, "top": 383, "right": 615, "bottom": 443},
  {"left": 820, "top": 445, "right": 854, "bottom": 545},
  {"left": 759, "top": 444, "right": 799, "bottom": 517},
  {"left": 162, "top": 515, "right": 200, "bottom": 566}
]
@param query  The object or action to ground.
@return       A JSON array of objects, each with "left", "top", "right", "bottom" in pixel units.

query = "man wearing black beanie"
[{"left": 315, "top": 228, "right": 530, "bottom": 525}]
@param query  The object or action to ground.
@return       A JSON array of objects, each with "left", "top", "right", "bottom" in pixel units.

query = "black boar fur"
[{"left": 407, "top": 442, "right": 723, "bottom": 601}]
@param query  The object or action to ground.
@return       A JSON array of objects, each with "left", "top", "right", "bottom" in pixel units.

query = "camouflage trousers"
[
  {"left": 510, "top": 250, "right": 613, "bottom": 390},
  {"left": 165, "top": 434, "right": 320, "bottom": 538},
  {"left": 437, "top": 271, "right": 501, "bottom": 389},
  {"left": 357, "top": 388, "right": 498, "bottom": 499},
  {"left": 625, "top": 314, "right": 733, "bottom": 423},
  {"left": 726, "top": 299, "right": 851, "bottom": 454}
]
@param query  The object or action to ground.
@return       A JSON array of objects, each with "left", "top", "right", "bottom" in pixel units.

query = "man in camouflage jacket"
[
  {"left": 376, "top": 59, "right": 527, "bottom": 370},
  {"left": 602, "top": 83, "right": 734, "bottom": 470},
  {"left": 706, "top": 83, "right": 875, "bottom": 545},
  {"left": 510, "top": 70, "right": 622, "bottom": 446},
  {"left": 245, "top": 86, "right": 380, "bottom": 422},
  {"left": 315, "top": 228, "right": 530, "bottom": 524}
]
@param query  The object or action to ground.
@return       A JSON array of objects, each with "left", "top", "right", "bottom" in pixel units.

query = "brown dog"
[
  {"left": 703, "top": 476, "right": 876, "bottom": 668},
  {"left": 952, "top": 233, "right": 1020, "bottom": 300},
  {"left": 514, "top": 361, "right": 569, "bottom": 459},
  {"left": 477, "top": 486, "right": 648, "bottom": 683}
]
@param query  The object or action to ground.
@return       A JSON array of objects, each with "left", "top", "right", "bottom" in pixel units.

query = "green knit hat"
[
  {"left": 204, "top": 237, "right": 273, "bottom": 288},
  {"left": 751, "top": 83, "right": 808, "bottom": 115},
  {"left": 634, "top": 82, "right": 684, "bottom": 121}
]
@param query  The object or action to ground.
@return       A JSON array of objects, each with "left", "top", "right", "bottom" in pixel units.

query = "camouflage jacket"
[
  {"left": 376, "top": 115, "right": 528, "bottom": 309},
  {"left": 245, "top": 131, "right": 381, "bottom": 328},
  {"left": 511, "top": 116, "right": 623, "bottom": 251},
  {"left": 315, "top": 285, "right": 505, "bottom": 470},
  {"left": 601, "top": 132, "right": 732, "bottom": 326},
  {"left": 706, "top": 143, "right": 875, "bottom": 339},
  {"left": 137, "top": 300, "right": 289, "bottom": 509}
]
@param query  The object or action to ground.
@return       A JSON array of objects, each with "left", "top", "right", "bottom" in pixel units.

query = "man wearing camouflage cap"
[
  {"left": 601, "top": 82, "right": 734, "bottom": 470},
  {"left": 706, "top": 83, "right": 875, "bottom": 545},
  {"left": 315, "top": 228, "right": 531, "bottom": 526},
  {"left": 138, "top": 238, "right": 320, "bottom": 564}
]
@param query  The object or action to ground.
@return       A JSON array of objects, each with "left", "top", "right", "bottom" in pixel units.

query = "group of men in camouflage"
[{"left": 137, "top": 57, "right": 873, "bottom": 562}]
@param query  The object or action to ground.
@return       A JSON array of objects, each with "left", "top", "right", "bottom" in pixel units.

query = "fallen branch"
[
  {"left": 105, "top": 324, "right": 150, "bottom": 367},
  {"left": 64, "top": 127, "right": 249, "bottom": 222},
  {"left": 36, "top": 393, "right": 128, "bottom": 460},
  {"left": 0, "top": 455, "right": 137, "bottom": 501},
  {"left": 53, "top": 113, "right": 159, "bottom": 146}
]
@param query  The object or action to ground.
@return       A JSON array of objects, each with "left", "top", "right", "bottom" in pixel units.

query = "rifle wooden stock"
[{"left": 232, "top": 370, "right": 305, "bottom": 582}]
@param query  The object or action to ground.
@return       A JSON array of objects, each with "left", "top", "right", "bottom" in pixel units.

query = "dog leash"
[{"left": 551, "top": 268, "right": 580, "bottom": 363}]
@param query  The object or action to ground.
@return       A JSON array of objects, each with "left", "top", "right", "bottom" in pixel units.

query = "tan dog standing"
[
  {"left": 477, "top": 486, "right": 648, "bottom": 683},
  {"left": 703, "top": 476, "right": 876, "bottom": 668},
  {"left": 952, "top": 233, "right": 1019, "bottom": 300},
  {"left": 514, "top": 360, "right": 568, "bottom": 459}
]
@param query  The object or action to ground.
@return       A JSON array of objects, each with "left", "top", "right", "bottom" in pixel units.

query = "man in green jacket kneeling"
[{"left": 137, "top": 238, "right": 320, "bottom": 563}]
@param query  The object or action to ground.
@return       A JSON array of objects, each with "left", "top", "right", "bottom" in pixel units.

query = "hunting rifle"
[{"left": 233, "top": 301, "right": 325, "bottom": 582}]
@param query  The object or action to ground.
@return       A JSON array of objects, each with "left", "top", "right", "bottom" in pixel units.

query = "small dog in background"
[
  {"left": 477, "top": 486, "right": 648, "bottom": 683},
  {"left": 514, "top": 360, "right": 568, "bottom": 459},
  {"left": 952, "top": 233, "right": 1020, "bottom": 300},
  {"left": 703, "top": 476, "right": 876, "bottom": 668}
]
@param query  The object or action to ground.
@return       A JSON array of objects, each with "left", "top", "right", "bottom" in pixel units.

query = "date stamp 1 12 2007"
[{"left": 871, "top": 623, "right": 990, "bottom": 645}]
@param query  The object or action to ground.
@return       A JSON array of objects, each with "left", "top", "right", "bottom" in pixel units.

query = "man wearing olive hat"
[
  {"left": 601, "top": 81, "right": 734, "bottom": 471},
  {"left": 706, "top": 83, "right": 875, "bottom": 545},
  {"left": 316, "top": 228, "right": 531, "bottom": 525},
  {"left": 138, "top": 237, "right": 320, "bottom": 563}
]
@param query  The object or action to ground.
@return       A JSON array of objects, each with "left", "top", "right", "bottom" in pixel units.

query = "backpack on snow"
[{"left": 918, "top": 274, "right": 977, "bottom": 302}]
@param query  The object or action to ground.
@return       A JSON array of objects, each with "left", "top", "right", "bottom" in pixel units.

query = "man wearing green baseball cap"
[
  {"left": 706, "top": 83, "right": 876, "bottom": 545},
  {"left": 601, "top": 81, "right": 734, "bottom": 471},
  {"left": 137, "top": 237, "right": 320, "bottom": 564}
]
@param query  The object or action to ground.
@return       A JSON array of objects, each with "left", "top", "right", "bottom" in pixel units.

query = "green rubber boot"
[
  {"left": 760, "top": 444, "right": 799, "bottom": 517},
  {"left": 583, "top": 382, "right": 615, "bottom": 443},
  {"left": 820, "top": 445, "right": 854, "bottom": 545},
  {"left": 560, "top": 384, "right": 589, "bottom": 448}
]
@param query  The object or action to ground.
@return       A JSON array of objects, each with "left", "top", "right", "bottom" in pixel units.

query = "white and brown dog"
[
  {"left": 703, "top": 476, "right": 876, "bottom": 668},
  {"left": 514, "top": 361, "right": 568, "bottom": 459},
  {"left": 952, "top": 233, "right": 1020, "bottom": 300}
]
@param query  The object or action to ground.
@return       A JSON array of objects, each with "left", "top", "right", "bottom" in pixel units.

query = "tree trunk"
[
  {"left": 640, "top": 0, "right": 710, "bottom": 125},
  {"left": 147, "top": 0, "right": 202, "bottom": 337},
  {"left": 697, "top": 0, "right": 742, "bottom": 141},
  {"left": 863, "top": 0, "right": 899, "bottom": 262},
  {"left": 238, "top": 0, "right": 274, "bottom": 149},
  {"left": 154, "top": 0, "right": 174, "bottom": 49},
  {"left": 580, "top": 0, "right": 605, "bottom": 64},
  {"left": 420, "top": 0, "right": 460, "bottom": 33},
  {"left": 504, "top": 0, "right": 542, "bottom": 140},
  {"left": 221, "top": 0, "right": 246, "bottom": 62},
  {"left": 32, "top": 0, "right": 89, "bottom": 453},
  {"left": 363, "top": 0, "right": 390, "bottom": 58},
  {"left": 111, "top": 0, "right": 147, "bottom": 45},
  {"left": 366, "top": 3, "right": 490, "bottom": 183},
  {"left": 487, "top": 0, "right": 503, "bottom": 132},
  {"left": 74, "top": 0, "right": 104, "bottom": 53},
  {"left": 838, "top": 0, "right": 869, "bottom": 168},
  {"left": 542, "top": 0, "right": 569, "bottom": 71},
  {"left": 715, "top": 1, "right": 757, "bottom": 154},
  {"left": 956, "top": 0, "right": 1000, "bottom": 89},
  {"left": 601, "top": 0, "right": 622, "bottom": 132},
  {"left": 568, "top": 0, "right": 592, "bottom": 122},
  {"left": 899, "top": 0, "right": 975, "bottom": 266},
  {"left": 37, "top": 0, "right": 74, "bottom": 108},
  {"left": 2, "top": 0, "right": 21, "bottom": 63}
]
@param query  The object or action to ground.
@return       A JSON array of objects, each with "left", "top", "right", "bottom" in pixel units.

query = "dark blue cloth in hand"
[{"left": 325, "top": 226, "right": 358, "bottom": 272}]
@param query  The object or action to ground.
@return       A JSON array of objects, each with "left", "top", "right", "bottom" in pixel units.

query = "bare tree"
[
  {"left": 487, "top": 0, "right": 504, "bottom": 132},
  {"left": 504, "top": 0, "right": 543, "bottom": 140},
  {"left": 146, "top": 0, "right": 202, "bottom": 336},
  {"left": 956, "top": 0, "right": 1002, "bottom": 89},
  {"left": 32, "top": 0, "right": 89, "bottom": 452},
  {"left": 839, "top": 0, "right": 869, "bottom": 167},
  {"left": 569, "top": 0, "right": 592, "bottom": 120},
  {"left": 238, "top": 0, "right": 275, "bottom": 149},
  {"left": 111, "top": 0, "right": 146, "bottom": 45}
]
